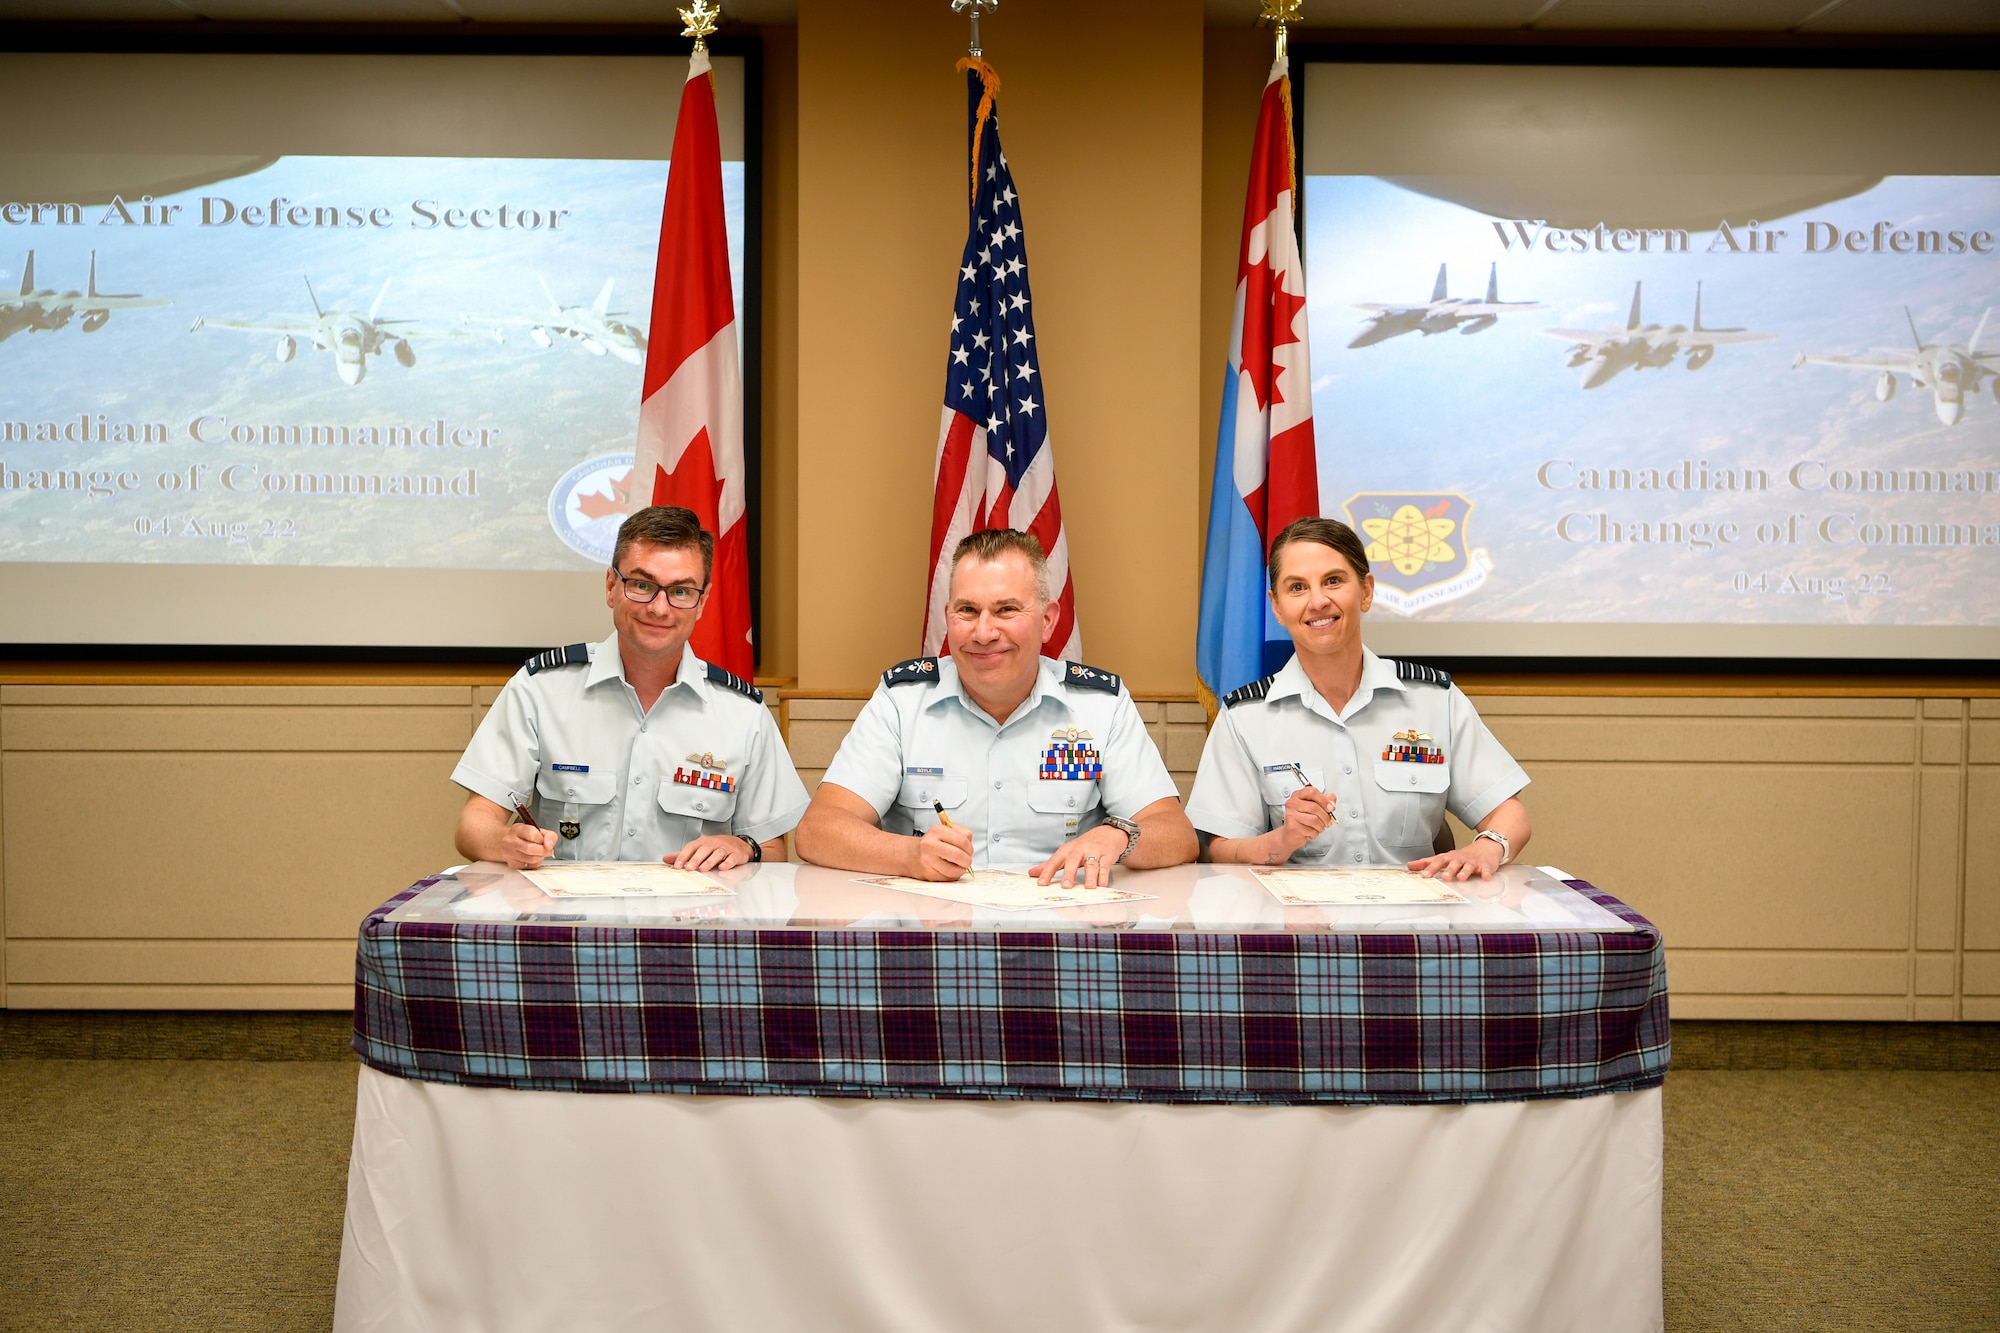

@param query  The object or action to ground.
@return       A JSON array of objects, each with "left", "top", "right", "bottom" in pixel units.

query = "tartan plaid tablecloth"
[{"left": 353, "top": 878, "right": 1667, "bottom": 1106}]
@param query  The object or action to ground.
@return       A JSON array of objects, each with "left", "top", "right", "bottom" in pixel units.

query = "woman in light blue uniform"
[{"left": 1186, "top": 517, "right": 1532, "bottom": 879}]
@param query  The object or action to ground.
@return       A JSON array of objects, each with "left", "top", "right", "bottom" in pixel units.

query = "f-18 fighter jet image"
[
  {"left": 1543, "top": 281, "right": 1774, "bottom": 389},
  {"left": 0, "top": 250, "right": 171, "bottom": 344},
  {"left": 191, "top": 277, "right": 468, "bottom": 386},
  {"left": 1793, "top": 307, "right": 2000, "bottom": 427},
  {"left": 460, "top": 277, "right": 648, "bottom": 365},
  {"left": 1348, "top": 262, "right": 1546, "bottom": 349}
]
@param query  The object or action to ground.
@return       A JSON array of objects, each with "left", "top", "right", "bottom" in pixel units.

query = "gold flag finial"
[
  {"left": 1257, "top": 0, "right": 1302, "bottom": 59},
  {"left": 679, "top": 0, "right": 722, "bottom": 56}
]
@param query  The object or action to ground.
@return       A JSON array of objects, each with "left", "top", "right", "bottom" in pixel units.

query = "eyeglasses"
[{"left": 613, "top": 571, "right": 707, "bottom": 609}]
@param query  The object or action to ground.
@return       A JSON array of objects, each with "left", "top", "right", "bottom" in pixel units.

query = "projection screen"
[
  {"left": 0, "top": 49, "right": 747, "bottom": 650},
  {"left": 1301, "top": 61, "right": 2000, "bottom": 660}
]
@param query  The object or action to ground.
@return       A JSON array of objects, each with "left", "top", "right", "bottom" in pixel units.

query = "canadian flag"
[{"left": 633, "top": 47, "right": 752, "bottom": 678}]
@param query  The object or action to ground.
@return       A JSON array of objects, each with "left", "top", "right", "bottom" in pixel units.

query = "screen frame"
[
  {"left": 1290, "top": 37, "right": 2000, "bottom": 674},
  {"left": 0, "top": 25, "right": 765, "bottom": 667}
]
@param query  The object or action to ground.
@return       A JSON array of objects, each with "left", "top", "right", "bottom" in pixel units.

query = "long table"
[{"left": 334, "top": 862, "right": 1669, "bottom": 1333}]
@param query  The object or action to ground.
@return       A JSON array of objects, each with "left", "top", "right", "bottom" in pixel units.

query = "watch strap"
[{"left": 1102, "top": 814, "right": 1141, "bottom": 864}]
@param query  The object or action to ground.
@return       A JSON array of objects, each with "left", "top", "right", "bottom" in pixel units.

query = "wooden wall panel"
[
  {"left": 1, "top": 684, "right": 469, "bottom": 1008},
  {"left": 1519, "top": 761, "right": 1914, "bottom": 950},
  {"left": 4, "top": 751, "right": 463, "bottom": 939}
]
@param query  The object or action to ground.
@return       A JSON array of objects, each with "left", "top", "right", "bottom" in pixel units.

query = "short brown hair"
[
  {"left": 613, "top": 505, "right": 714, "bottom": 581},
  {"left": 951, "top": 528, "right": 1051, "bottom": 603},
  {"left": 1268, "top": 516, "right": 1369, "bottom": 591}
]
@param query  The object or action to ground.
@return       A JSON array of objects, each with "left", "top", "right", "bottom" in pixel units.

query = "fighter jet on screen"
[
  {"left": 191, "top": 277, "right": 469, "bottom": 386},
  {"left": 0, "top": 250, "right": 171, "bottom": 344},
  {"left": 1348, "top": 262, "right": 1546, "bottom": 349},
  {"left": 1793, "top": 308, "right": 2000, "bottom": 427},
  {"left": 1543, "top": 282, "right": 1774, "bottom": 389},
  {"left": 459, "top": 277, "right": 648, "bottom": 365}
]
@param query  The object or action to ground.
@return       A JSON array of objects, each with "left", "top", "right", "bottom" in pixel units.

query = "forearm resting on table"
[
  {"left": 1476, "top": 797, "right": 1532, "bottom": 861},
  {"left": 795, "top": 783, "right": 919, "bottom": 875},
  {"left": 1121, "top": 796, "right": 1200, "bottom": 869}
]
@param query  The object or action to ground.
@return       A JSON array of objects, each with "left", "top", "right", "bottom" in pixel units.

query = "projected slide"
[
  {"left": 1306, "top": 175, "right": 2000, "bottom": 633},
  {"left": 0, "top": 153, "right": 744, "bottom": 572}
]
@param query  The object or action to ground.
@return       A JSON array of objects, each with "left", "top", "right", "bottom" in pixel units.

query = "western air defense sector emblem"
[{"left": 1343, "top": 492, "right": 1493, "bottom": 616}]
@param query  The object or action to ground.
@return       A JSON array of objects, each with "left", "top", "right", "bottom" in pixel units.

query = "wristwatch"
[
  {"left": 735, "top": 833, "right": 763, "bottom": 863},
  {"left": 1101, "top": 814, "right": 1142, "bottom": 864},
  {"left": 1472, "top": 829, "right": 1511, "bottom": 865}
]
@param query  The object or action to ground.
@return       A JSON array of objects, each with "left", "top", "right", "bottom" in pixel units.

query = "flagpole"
[{"left": 951, "top": 0, "right": 998, "bottom": 58}]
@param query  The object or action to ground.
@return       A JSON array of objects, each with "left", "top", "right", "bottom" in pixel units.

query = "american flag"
[{"left": 922, "top": 61, "right": 1079, "bottom": 661}]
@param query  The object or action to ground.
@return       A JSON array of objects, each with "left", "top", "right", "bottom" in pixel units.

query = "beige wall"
[
  {"left": 758, "top": 24, "right": 801, "bottom": 682},
  {"left": 795, "top": 0, "right": 1204, "bottom": 695}
]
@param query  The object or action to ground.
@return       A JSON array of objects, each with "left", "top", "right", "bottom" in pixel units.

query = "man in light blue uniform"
[
  {"left": 1188, "top": 516, "right": 1532, "bottom": 878},
  {"left": 452, "top": 506, "right": 807, "bottom": 872},
  {"left": 797, "top": 529, "right": 1197, "bottom": 887}
]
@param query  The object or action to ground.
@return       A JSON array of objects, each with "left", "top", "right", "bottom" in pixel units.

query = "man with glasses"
[
  {"left": 451, "top": 505, "right": 807, "bottom": 871},
  {"left": 796, "top": 528, "right": 1197, "bottom": 887}
]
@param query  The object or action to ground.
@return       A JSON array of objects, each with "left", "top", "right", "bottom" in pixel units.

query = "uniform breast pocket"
[
  {"left": 536, "top": 768, "right": 617, "bottom": 807},
  {"left": 896, "top": 776, "right": 966, "bottom": 830},
  {"left": 1371, "top": 762, "right": 1450, "bottom": 851},
  {"left": 1026, "top": 780, "right": 1101, "bottom": 838},
  {"left": 658, "top": 779, "right": 738, "bottom": 829}
]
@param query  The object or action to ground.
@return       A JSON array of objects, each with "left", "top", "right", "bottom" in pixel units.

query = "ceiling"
[{"left": 1, "top": 0, "right": 1996, "bottom": 33}]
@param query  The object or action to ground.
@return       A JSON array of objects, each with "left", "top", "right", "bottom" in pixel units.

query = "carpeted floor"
[{"left": 1, "top": 1058, "right": 1995, "bottom": 1330}]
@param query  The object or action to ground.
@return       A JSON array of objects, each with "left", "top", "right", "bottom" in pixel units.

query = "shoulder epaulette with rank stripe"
[
  {"left": 1224, "top": 674, "right": 1276, "bottom": 707},
  {"left": 1062, "top": 661, "right": 1121, "bottom": 694},
  {"left": 883, "top": 656, "right": 940, "bottom": 687},
  {"left": 704, "top": 661, "right": 763, "bottom": 703},
  {"left": 524, "top": 643, "right": 589, "bottom": 675},
  {"left": 1393, "top": 659, "right": 1453, "bottom": 688}
]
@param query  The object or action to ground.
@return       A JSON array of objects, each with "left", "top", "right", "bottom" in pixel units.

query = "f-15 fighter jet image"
[
  {"left": 1, "top": 250, "right": 171, "bottom": 344},
  {"left": 460, "top": 277, "right": 648, "bottom": 365},
  {"left": 1348, "top": 262, "right": 1545, "bottom": 349},
  {"left": 1543, "top": 281, "right": 1774, "bottom": 389},
  {"left": 191, "top": 277, "right": 467, "bottom": 386},
  {"left": 1793, "top": 307, "right": 2000, "bottom": 427}
]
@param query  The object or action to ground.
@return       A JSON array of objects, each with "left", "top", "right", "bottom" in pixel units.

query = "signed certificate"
[
  {"left": 855, "top": 869, "right": 1157, "bottom": 912},
  {"left": 520, "top": 862, "right": 731, "bottom": 898},
  {"left": 1250, "top": 866, "right": 1468, "bottom": 907}
]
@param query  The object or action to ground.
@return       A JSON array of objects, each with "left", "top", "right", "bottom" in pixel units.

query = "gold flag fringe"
[{"left": 955, "top": 57, "right": 1002, "bottom": 208}]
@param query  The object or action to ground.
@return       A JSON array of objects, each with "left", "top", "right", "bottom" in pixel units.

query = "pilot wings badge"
[{"left": 1343, "top": 492, "right": 1492, "bottom": 616}]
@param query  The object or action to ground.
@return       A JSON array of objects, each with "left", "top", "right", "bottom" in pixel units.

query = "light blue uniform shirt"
[
  {"left": 1186, "top": 649, "right": 1528, "bottom": 866},
  {"left": 821, "top": 655, "right": 1180, "bottom": 868},
  {"left": 452, "top": 634, "right": 808, "bottom": 863}
]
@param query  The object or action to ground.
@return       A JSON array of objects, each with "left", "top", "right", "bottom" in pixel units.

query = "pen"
[
  {"left": 1288, "top": 765, "right": 1337, "bottom": 823},
  {"left": 513, "top": 802, "right": 542, "bottom": 830},
  {"left": 932, "top": 800, "right": 955, "bottom": 828}
]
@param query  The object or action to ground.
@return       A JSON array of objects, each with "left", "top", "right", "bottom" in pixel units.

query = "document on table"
[
  {"left": 519, "top": 862, "right": 732, "bottom": 898},
  {"left": 1250, "top": 866, "right": 1468, "bottom": 906},
  {"left": 854, "top": 869, "right": 1157, "bottom": 912}
]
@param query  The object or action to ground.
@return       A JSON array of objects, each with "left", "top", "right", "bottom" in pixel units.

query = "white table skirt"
[{"left": 334, "top": 1066, "right": 1663, "bottom": 1333}]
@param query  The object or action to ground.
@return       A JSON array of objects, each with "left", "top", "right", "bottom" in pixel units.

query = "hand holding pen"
[
  {"left": 911, "top": 799, "right": 974, "bottom": 882},
  {"left": 1278, "top": 765, "right": 1337, "bottom": 855},
  {"left": 501, "top": 800, "right": 559, "bottom": 870}
]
